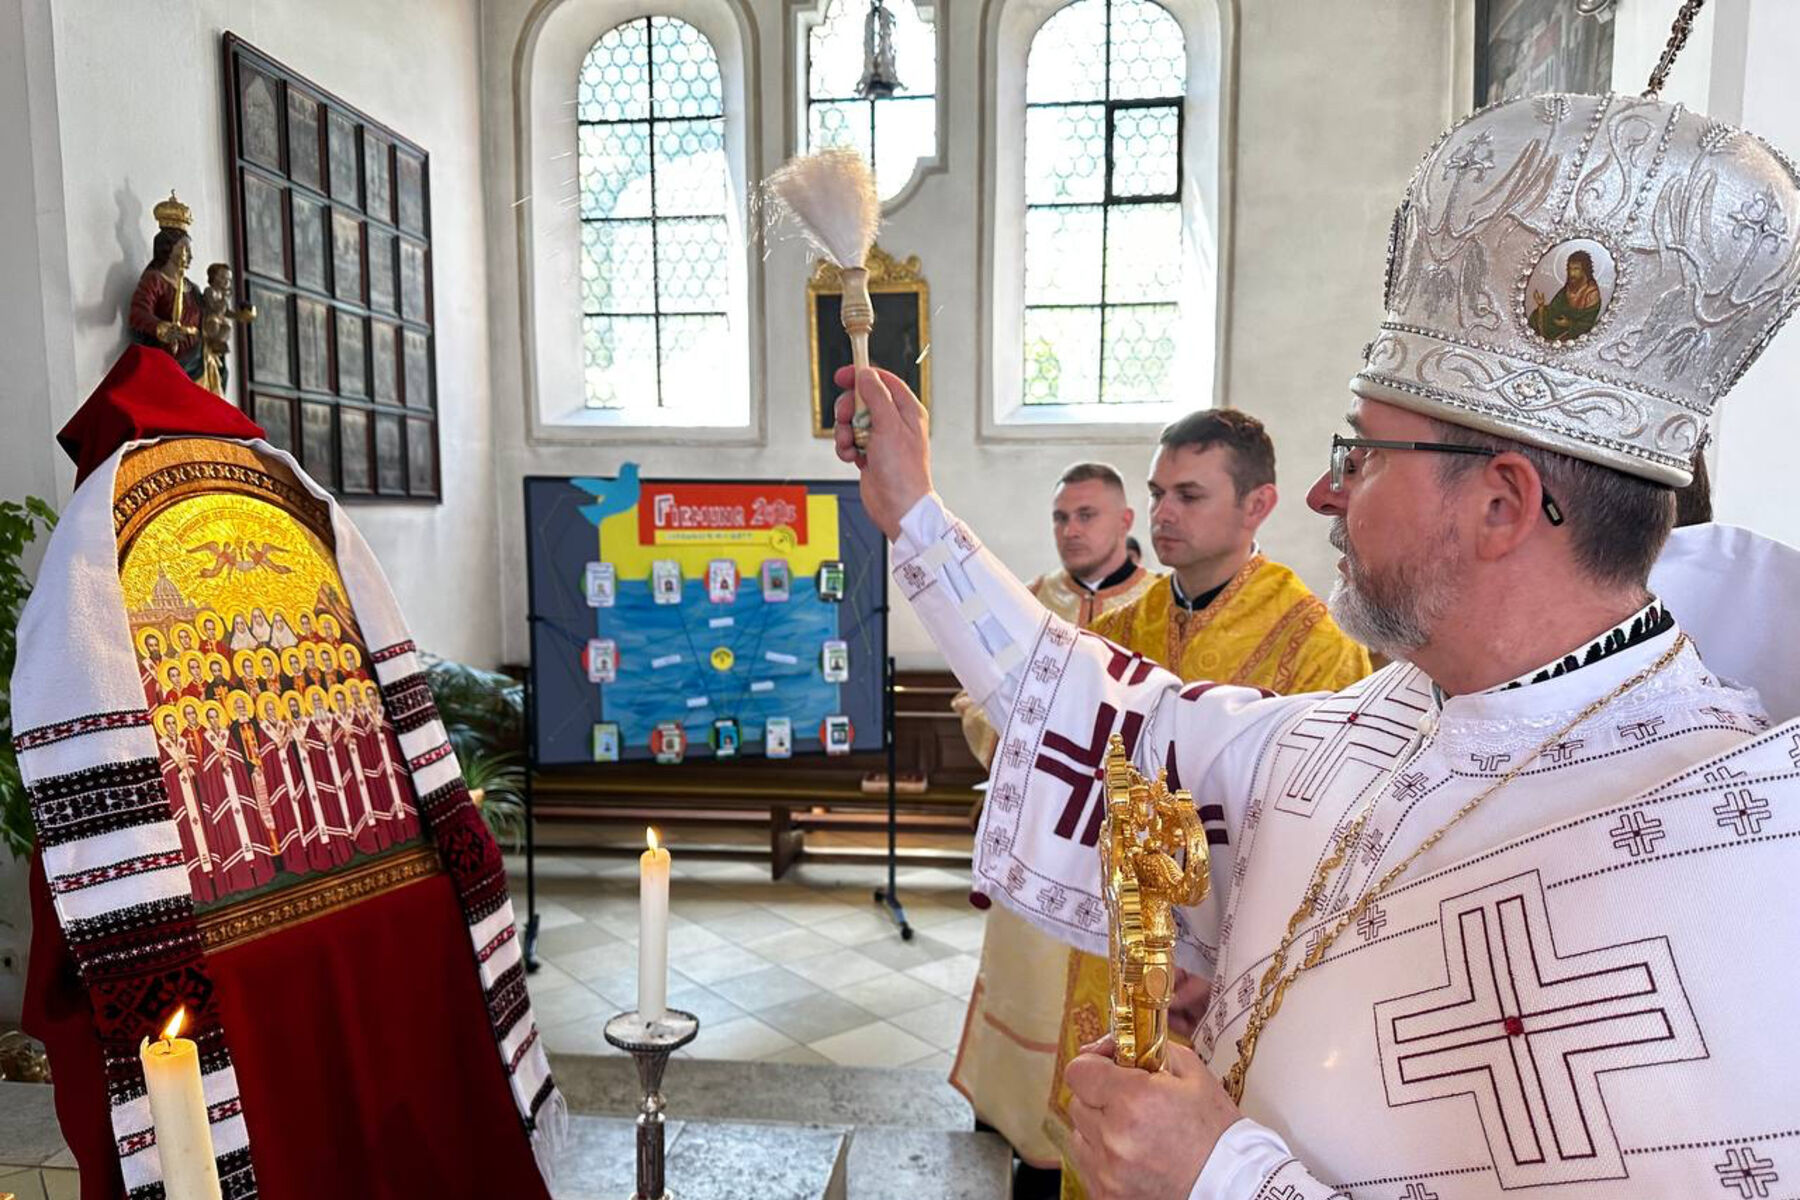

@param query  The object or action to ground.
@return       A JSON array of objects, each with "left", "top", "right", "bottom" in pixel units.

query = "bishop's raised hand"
[{"left": 832, "top": 364, "right": 931, "bottom": 540}]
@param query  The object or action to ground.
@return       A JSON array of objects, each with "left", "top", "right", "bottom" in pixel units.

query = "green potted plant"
[
  {"left": 1, "top": 497, "right": 57, "bottom": 860},
  {"left": 421, "top": 657, "right": 527, "bottom": 852}
]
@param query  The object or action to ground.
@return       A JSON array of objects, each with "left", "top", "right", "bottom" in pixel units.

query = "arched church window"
[
  {"left": 1023, "top": 0, "right": 1186, "bottom": 412},
  {"left": 579, "top": 17, "right": 735, "bottom": 415},
  {"left": 803, "top": 0, "right": 939, "bottom": 204}
]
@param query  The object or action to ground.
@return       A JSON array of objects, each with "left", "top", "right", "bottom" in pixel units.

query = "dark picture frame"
[
  {"left": 1474, "top": 0, "right": 1616, "bottom": 109},
  {"left": 808, "top": 246, "right": 931, "bottom": 437},
  {"left": 223, "top": 33, "right": 440, "bottom": 502}
]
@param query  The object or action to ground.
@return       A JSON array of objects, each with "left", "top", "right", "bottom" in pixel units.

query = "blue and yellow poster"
[{"left": 524, "top": 469, "right": 887, "bottom": 765}]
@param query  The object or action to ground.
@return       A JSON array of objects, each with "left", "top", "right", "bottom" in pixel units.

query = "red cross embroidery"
[
  {"left": 1035, "top": 702, "right": 1141, "bottom": 845},
  {"left": 1375, "top": 871, "right": 1704, "bottom": 1189}
]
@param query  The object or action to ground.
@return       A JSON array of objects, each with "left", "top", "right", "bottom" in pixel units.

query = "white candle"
[
  {"left": 138, "top": 1008, "right": 222, "bottom": 1200},
  {"left": 638, "top": 826, "right": 671, "bottom": 1022}
]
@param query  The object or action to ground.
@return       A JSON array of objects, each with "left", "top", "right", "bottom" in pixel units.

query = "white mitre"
[{"left": 1354, "top": 91, "right": 1800, "bottom": 486}]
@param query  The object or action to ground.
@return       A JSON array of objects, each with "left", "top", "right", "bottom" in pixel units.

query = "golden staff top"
[{"left": 1100, "top": 734, "right": 1212, "bottom": 1072}]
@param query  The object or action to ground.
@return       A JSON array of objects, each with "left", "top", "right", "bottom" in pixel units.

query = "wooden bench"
[{"left": 528, "top": 671, "right": 987, "bottom": 877}]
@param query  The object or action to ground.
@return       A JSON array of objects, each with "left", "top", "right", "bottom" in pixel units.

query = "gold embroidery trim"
[
  {"left": 1166, "top": 554, "right": 1266, "bottom": 667},
  {"left": 114, "top": 438, "right": 334, "bottom": 557},
  {"left": 196, "top": 843, "right": 442, "bottom": 952}
]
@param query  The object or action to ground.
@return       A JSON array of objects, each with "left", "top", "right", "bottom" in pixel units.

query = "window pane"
[
  {"left": 808, "top": 0, "right": 866, "bottom": 99},
  {"left": 807, "top": 0, "right": 936, "bottom": 201},
  {"left": 654, "top": 119, "right": 727, "bottom": 217},
  {"left": 660, "top": 314, "right": 731, "bottom": 402},
  {"left": 575, "top": 12, "right": 744, "bottom": 427},
  {"left": 650, "top": 17, "right": 723, "bottom": 118},
  {"left": 580, "top": 19, "right": 650, "bottom": 122},
  {"left": 874, "top": 97, "right": 935, "bottom": 196},
  {"left": 1027, "top": 0, "right": 1106, "bottom": 104},
  {"left": 582, "top": 220, "right": 657, "bottom": 314},
  {"left": 1111, "top": 106, "right": 1179, "bottom": 197},
  {"left": 1025, "top": 206, "right": 1102, "bottom": 304},
  {"left": 1026, "top": 105, "right": 1105, "bottom": 205},
  {"left": 889, "top": 0, "right": 937, "bottom": 99},
  {"left": 1104, "top": 202, "right": 1182, "bottom": 302},
  {"left": 1102, "top": 304, "right": 1177, "bottom": 404},
  {"left": 1109, "top": 0, "right": 1185, "bottom": 100},
  {"left": 585, "top": 314, "right": 659, "bottom": 409},
  {"left": 658, "top": 217, "right": 731, "bottom": 314},
  {"left": 809, "top": 101, "right": 873, "bottom": 166},
  {"left": 1024, "top": 307, "right": 1101, "bottom": 406},
  {"left": 579, "top": 123, "right": 653, "bottom": 220}
]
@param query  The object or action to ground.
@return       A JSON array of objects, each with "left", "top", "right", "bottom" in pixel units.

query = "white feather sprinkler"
[{"left": 764, "top": 149, "right": 882, "bottom": 446}]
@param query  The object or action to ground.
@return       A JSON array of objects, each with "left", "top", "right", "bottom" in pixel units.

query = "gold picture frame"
[{"left": 809, "top": 245, "right": 931, "bottom": 437}]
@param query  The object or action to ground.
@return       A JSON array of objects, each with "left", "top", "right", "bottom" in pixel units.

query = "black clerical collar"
[
  {"left": 1170, "top": 572, "right": 1230, "bottom": 613},
  {"left": 1079, "top": 559, "right": 1141, "bottom": 594},
  {"left": 1490, "top": 598, "right": 1673, "bottom": 693}
]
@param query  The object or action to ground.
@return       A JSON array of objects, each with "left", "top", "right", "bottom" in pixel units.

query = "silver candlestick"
[{"left": 604, "top": 1009, "right": 700, "bottom": 1200}]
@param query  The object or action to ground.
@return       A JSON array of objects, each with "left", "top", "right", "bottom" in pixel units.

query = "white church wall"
[
  {"left": 1610, "top": 0, "right": 1799, "bottom": 545},
  {"left": 1698, "top": 0, "right": 1800, "bottom": 545},
  {"left": 1217, "top": 0, "right": 1457, "bottom": 607},
  {"left": 33, "top": 0, "right": 502, "bottom": 666},
  {"left": 482, "top": 0, "right": 1458, "bottom": 668},
  {"left": 0, "top": 0, "right": 76, "bottom": 521}
]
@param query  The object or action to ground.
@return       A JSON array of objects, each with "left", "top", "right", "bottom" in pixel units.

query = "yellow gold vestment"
[{"left": 1053, "top": 553, "right": 1370, "bottom": 1197}]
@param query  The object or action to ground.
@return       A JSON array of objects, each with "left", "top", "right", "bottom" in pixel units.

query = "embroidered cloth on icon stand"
[{"left": 15, "top": 347, "right": 563, "bottom": 1199}]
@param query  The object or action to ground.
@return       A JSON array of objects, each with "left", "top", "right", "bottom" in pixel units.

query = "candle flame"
[
  {"left": 161, "top": 1006, "right": 186, "bottom": 1041},
  {"left": 646, "top": 826, "right": 660, "bottom": 852}
]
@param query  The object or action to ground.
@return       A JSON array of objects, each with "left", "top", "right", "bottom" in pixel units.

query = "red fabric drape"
[
  {"left": 25, "top": 858, "right": 552, "bottom": 1199},
  {"left": 56, "top": 344, "right": 262, "bottom": 487}
]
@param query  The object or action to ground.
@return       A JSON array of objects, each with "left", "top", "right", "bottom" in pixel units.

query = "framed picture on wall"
[
  {"left": 1474, "top": 0, "right": 1616, "bottom": 109},
  {"left": 223, "top": 33, "right": 440, "bottom": 501},
  {"left": 809, "top": 246, "right": 931, "bottom": 438}
]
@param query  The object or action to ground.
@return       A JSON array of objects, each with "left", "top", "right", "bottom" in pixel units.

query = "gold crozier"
[{"left": 1101, "top": 734, "right": 1211, "bottom": 1071}]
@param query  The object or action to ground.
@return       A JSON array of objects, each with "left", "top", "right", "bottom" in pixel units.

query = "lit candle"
[
  {"left": 638, "top": 826, "right": 671, "bottom": 1022},
  {"left": 138, "top": 1007, "right": 222, "bottom": 1200}
]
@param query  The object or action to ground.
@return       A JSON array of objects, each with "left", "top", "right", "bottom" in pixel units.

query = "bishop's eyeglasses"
[{"left": 1329, "top": 435, "right": 1565, "bottom": 526}]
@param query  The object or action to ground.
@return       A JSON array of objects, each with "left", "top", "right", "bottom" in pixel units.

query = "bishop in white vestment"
[{"left": 831, "top": 81, "right": 1800, "bottom": 1200}]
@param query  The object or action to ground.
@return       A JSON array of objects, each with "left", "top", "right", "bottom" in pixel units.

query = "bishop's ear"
[{"left": 1475, "top": 452, "right": 1551, "bottom": 559}]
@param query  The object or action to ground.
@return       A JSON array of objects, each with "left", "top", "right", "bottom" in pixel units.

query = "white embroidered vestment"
[{"left": 892, "top": 494, "right": 1800, "bottom": 1199}]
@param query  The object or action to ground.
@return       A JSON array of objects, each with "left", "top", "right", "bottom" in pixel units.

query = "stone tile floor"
[{"left": 508, "top": 842, "right": 984, "bottom": 1073}]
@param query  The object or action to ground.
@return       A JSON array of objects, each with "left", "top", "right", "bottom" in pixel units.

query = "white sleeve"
[
  {"left": 891, "top": 492, "right": 1047, "bottom": 732},
  {"left": 1190, "top": 1120, "right": 1346, "bottom": 1199},
  {"left": 891, "top": 494, "right": 1309, "bottom": 974}
]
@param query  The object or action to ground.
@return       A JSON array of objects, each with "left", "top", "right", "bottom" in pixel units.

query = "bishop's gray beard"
[{"left": 1327, "top": 517, "right": 1460, "bottom": 660}]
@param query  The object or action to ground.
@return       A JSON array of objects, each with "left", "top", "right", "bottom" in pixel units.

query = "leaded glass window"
[
  {"left": 806, "top": 0, "right": 937, "bottom": 202},
  {"left": 579, "top": 17, "right": 733, "bottom": 413},
  {"left": 1023, "top": 0, "right": 1184, "bottom": 408}
]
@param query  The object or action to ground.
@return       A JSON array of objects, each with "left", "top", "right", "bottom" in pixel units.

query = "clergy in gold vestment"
[
  {"left": 1043, "top": 413, "right": 1370, "bottom": 1200},
  {"left": 952, "top": 464, "right": 1155, "bottom": 1181}
]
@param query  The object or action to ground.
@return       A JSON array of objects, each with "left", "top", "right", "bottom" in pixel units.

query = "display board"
[{"left": 524, "top": 470, "right": 888, "bottom": 765}]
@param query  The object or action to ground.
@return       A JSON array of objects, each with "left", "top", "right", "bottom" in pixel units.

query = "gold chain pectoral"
[
  {"left": 1101, "top": 734, "right": 1212, "bottom": 1071},
  {"left": 1219, "top": 634, "right": 1690, "bottom": 1103}
]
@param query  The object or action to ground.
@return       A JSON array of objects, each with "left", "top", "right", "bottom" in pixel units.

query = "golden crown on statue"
[{"left": 153, "top": 190, "right": 194, "bottom": 232}]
